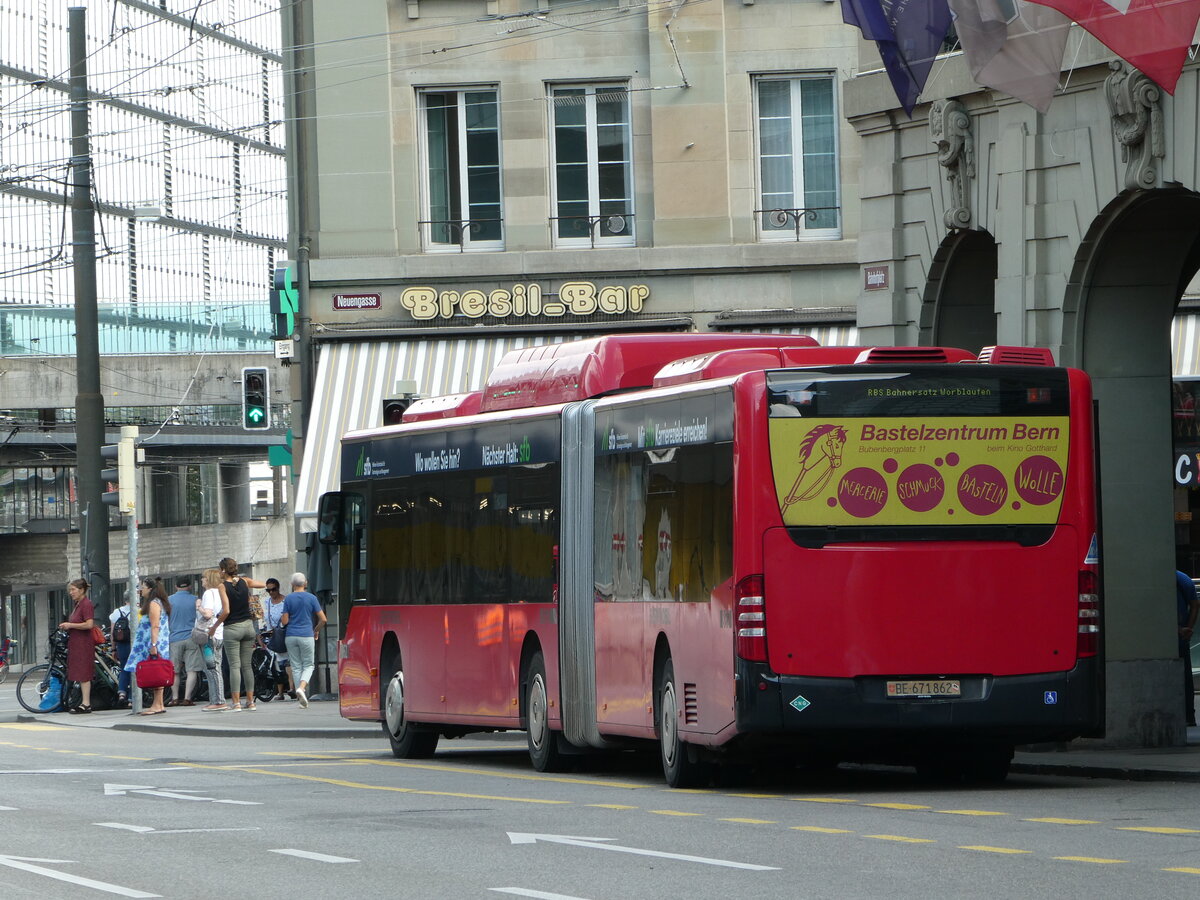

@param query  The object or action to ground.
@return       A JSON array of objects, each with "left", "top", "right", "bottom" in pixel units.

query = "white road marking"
[
  {"left": 270, "top": 849, "right": 359, "bottom": 863},
  {"left": 0, "top": 854, "right": 160, "bottom": 898},
  {"left": 491, "top": 889, "right": 594, "bottom": 900},
  {"left": 95, "top": 823, "right": 260, "bottom": 835},
  {"left": 104, "top": 783, "right": 262, "bottom": 805},
  {"left": 1, "top": 768, "right": 180, "bottom": 775},
  {"left": 506, "top": 832, "right": 780, "bottom": 871},
  {"left": 0, "top": 805, "right": 16, "bottom": 810}
]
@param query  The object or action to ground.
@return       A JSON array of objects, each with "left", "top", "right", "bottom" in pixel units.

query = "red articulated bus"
[{"left": 320, "top": 334, "right": 1102, "bottom": 786}]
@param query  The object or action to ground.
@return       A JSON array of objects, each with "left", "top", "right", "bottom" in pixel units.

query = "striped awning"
[
  {"left": 1173, "top": 315, "right": 1200, "bottom": 376},
  {"left": 295, "top": 335, "right": 568, "bottom": 527}
]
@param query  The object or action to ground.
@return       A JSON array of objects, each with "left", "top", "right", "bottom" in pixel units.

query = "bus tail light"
[
  {"left": 736, "top": 575, "right": 767, "bottom": 662},
  {"left": 1077, "top": 569, "right": 1100, "bottom": 656}
]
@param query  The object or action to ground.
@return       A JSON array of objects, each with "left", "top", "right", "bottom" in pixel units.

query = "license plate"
[{"left": 886, "top": 679, "right": 961, "bottom": 697}]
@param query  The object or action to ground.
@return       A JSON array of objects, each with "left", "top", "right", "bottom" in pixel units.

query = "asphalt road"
[{"left": 2, "top": 697, "right": 1200, "bottom": 900}]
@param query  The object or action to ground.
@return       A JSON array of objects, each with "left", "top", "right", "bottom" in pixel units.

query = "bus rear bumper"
[{"left": 734, "top": 657, "right": 1102, "bottom": 747}]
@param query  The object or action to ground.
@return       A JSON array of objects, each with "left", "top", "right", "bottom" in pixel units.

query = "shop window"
[
  {"left": 754, "top": 74, "right": 840, "bottom": 241},
  {"left": 418, "top": 88, "right": 503, "bottom": 251},
  {"left": 548, "top": 83, "right": 634, "bottom": 248}
]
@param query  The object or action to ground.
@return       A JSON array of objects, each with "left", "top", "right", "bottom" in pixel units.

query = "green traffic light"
[{"left": 247, "top": 407, "right": 265, "bottom": 423}]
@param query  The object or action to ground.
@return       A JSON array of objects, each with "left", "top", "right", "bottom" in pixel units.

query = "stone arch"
[
  {"left": 1061, "top": 187, "right": 1200, "bottom": 745},
  {"left": 918, "top": 229, "right": 997, "bottom": 352}
]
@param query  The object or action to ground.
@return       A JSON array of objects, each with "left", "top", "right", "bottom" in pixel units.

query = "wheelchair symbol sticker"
[{"left": 1043, "top": 691, "right": 1058, "bottom": 705}]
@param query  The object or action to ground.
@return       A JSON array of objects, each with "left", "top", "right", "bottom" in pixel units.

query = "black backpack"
[{"left": 112, "top": 609, "right": 130, "bottom": 643}]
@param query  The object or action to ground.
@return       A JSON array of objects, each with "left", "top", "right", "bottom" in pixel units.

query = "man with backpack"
[{"left": 108, "top": 595, "right": 134, "bottom": 707}]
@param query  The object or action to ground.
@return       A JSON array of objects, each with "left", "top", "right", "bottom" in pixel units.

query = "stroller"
[{"left": 251, "top": 632, "right": 288, "bottom": 703}]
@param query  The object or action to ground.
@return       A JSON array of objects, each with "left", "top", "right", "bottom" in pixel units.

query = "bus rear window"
[{"left": 765, "top": 368, "right": 1071, "bottom": 532}]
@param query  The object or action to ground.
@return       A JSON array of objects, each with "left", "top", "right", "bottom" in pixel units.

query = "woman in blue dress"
[{"left": 125, "top": 577, "right": 172, "bottom": 715}]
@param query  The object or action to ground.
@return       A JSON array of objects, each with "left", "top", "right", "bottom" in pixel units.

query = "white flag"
[{"left": 949, "top": 0, "right": 1072, "bottom": 113}]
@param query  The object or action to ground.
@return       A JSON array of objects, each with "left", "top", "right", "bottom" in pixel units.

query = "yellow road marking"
[
  {"left": 1117, "top": 826, "right": 1200, "bottom": 834},
  {"left": 176, "top": 763, "right": 569, "bottom": 805},
  {"left": 720, "top": 818, "right": 777, "bottom": 825},
  {"left": 363, "top": 757, "right": 648, "bottom": 789},
  {"left": 1163, "top": 867, "right": 1200, "bottom": 874},
  {"left": 587, "top": 804, "right": 638, "bottom": 810},
  {"left": 938, "top": 809, "right": 1008, "bottom": 817},
  {"left": 0, "top": 724, "right": 68, "bottom": 731},
  {"left": 649, "top": 809, "right": 702, "bottom": 817},
  {"left": 959, "top": 846, "right": 1031, "bottom": 854},
  {"left": 727, "top": 793, "right": 782, "bottom": 799},
  {"left": 791, "top": 826, "right": 853, "bottom": 834},
  {"left": 663, "top": 788, "right": 712, "bottom": 794},
  {"left": 794, "top": 797, "right": 857, "bottom": 804},
  {"left": 865, "top": 803, "right": 930, "bottom": 810},
  {"left": 1024, "top": 817, "right": 1099, "bottom": 825},
  {"left": 865, "top": 834, "right": 935, "bottom": 843},
  {"left": 1054, "top": 856, "right": 1126, "bottom": 864}
]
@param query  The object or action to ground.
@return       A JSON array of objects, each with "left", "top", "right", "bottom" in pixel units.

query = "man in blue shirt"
[
  {"left": 281, "top": 572, "right": 327, "bottom": 708},
  {"left": 167, "top": 576, "right": 201, "bottom": 706},
  {"left": 1177, "top": 570, "right": 1199, "bottom": 728}
]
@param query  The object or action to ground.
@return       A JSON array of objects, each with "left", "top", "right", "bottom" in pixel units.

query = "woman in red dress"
[{"left": 59, "top": 578, "right": 95, "bottom": 713}]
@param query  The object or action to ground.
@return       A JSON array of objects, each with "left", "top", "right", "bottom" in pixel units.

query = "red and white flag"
[{"left": 1027, "top": 0, "right": 1200, "bottom": 93}]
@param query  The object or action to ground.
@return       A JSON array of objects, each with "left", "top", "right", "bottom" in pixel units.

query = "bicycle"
[
  {"left": 0, "top": 637, "right": 15, "bottom": 684},
  {"left": 17, "top": 630, "right": 152, "bottom": 713}
]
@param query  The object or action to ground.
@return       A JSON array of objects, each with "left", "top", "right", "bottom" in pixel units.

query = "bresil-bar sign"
[{"left": 401, "top": 281, "right": 649, "bottom": 320}]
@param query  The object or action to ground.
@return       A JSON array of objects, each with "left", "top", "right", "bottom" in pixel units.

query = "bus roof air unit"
[
  {"left": 853, "top": 346, "right": 977, "bottom": 365},
  {"left": 480, "top": 333, "right": 819, "bottom": 412},
  {"left": 977, "top": 345, "right": 1056, "bottom": 366}
]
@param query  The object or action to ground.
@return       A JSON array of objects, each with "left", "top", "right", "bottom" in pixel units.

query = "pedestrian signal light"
[{"left": 242, "top": 366, "right": 270, "bottom": 430}]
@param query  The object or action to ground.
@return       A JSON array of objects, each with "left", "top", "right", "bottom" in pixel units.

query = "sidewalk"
[
  {"left": 16, "top": 694, "right": 380, "bottom": 740},
  {"left": 17, "top": 702, "right": 1200, "bottom": 781}
]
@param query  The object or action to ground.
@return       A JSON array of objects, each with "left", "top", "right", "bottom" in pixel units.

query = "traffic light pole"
[{"left": 68, "top": 6, "right": 111, "bottom": 612}]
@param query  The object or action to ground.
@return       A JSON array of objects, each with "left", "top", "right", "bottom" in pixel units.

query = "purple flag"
[{"left": 842, "top": 0, "right": 954, "bottom": 115}]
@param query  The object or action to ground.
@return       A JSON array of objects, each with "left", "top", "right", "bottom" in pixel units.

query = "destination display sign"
[
  {"left": 342, "top": 417, "right": 560, "bottom": 481},
  {"left": 595, "top": 391, "right": 733, "bottom": 456}
]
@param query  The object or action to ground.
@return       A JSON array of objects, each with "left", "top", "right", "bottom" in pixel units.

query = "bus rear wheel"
[
  {"left": 657, "top": 659, "right": 707, "bottom": 788},
  {"left": 383, "top": 669, "right": 438, "bottom": 759},
  {"left": 525, "top": 651, "right": 565, "bottom": 772}
]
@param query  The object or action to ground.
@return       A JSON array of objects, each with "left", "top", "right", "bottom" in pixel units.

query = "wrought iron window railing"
[
  {"left": 549, "top": 213, "right": 634, "bottom": 247},
  {"left": 754, "top": 206, "right": 840, "bottom": 240},
  {"left": 418, "top": 218, "right": 503, "bottom": 251}
]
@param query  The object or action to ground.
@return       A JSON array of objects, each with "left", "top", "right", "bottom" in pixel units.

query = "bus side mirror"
[{"left": 318, "top": 491, "right": 360, "bottom": 545}]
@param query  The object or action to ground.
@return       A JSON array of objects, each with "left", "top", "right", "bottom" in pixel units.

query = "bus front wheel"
[
  {"left": 657, "top": 659, "right": 707, "bottom": 788},
  {"left": 383, "top": 669, "right": 438, "bottom": 759},
  {"left": 525, "top": 651, "right": 565, "bottom": 772}
]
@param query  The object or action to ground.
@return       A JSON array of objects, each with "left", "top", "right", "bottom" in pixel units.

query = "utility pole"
[{"left": 68, "top": 6, "right": 111, "bottom": 612}]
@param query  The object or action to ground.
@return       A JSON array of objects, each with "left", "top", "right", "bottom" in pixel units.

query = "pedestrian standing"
[
  {"left": 166, "top": 576, "right": 202, "bottom": 706},
  {"left": 59, "top": 578, "right": 95, "bottom": 714},
  {"left": 108, "top": 593, "right": 134, "bottom": 707},
  {"left": 126, "top": 577, "right": 172, "bottom": 716},
  {"left": 281, "top": 572, "right": 326, "bottom": 708},
  {"left": 1178, "top": 569, "right": 1199, "bottom": 727},
  {"left": 218, "top": 557, "right": 267, "bottom": 711},
  {"left": 198, "top": 568, "right": 229, "bottom": 711}
]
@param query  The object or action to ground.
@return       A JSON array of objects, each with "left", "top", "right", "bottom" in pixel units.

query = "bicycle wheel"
[{"left": 16, "top": 664, "right": 67, "bottom": 714}]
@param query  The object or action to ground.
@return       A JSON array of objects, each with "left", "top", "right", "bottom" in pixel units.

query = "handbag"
[
  {"left": 189, "top": 619, "right": 210, "bottom": 647},
  {"left": 135, "top": 656, "right": 174, "bottom": 689},
  {"left": 91, "top": 625, "right": 106, "bottom": 646},
  {"left": 269, "top": 626, "right": 287, "bottom": 654}
]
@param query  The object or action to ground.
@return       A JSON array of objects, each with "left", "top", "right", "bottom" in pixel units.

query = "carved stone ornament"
[
  {"left": 930, "top": 99, "right": 975, "bottom": 231},
  {"left": 1105, "top": 60, "right": 1164, "bottom": 191}
]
